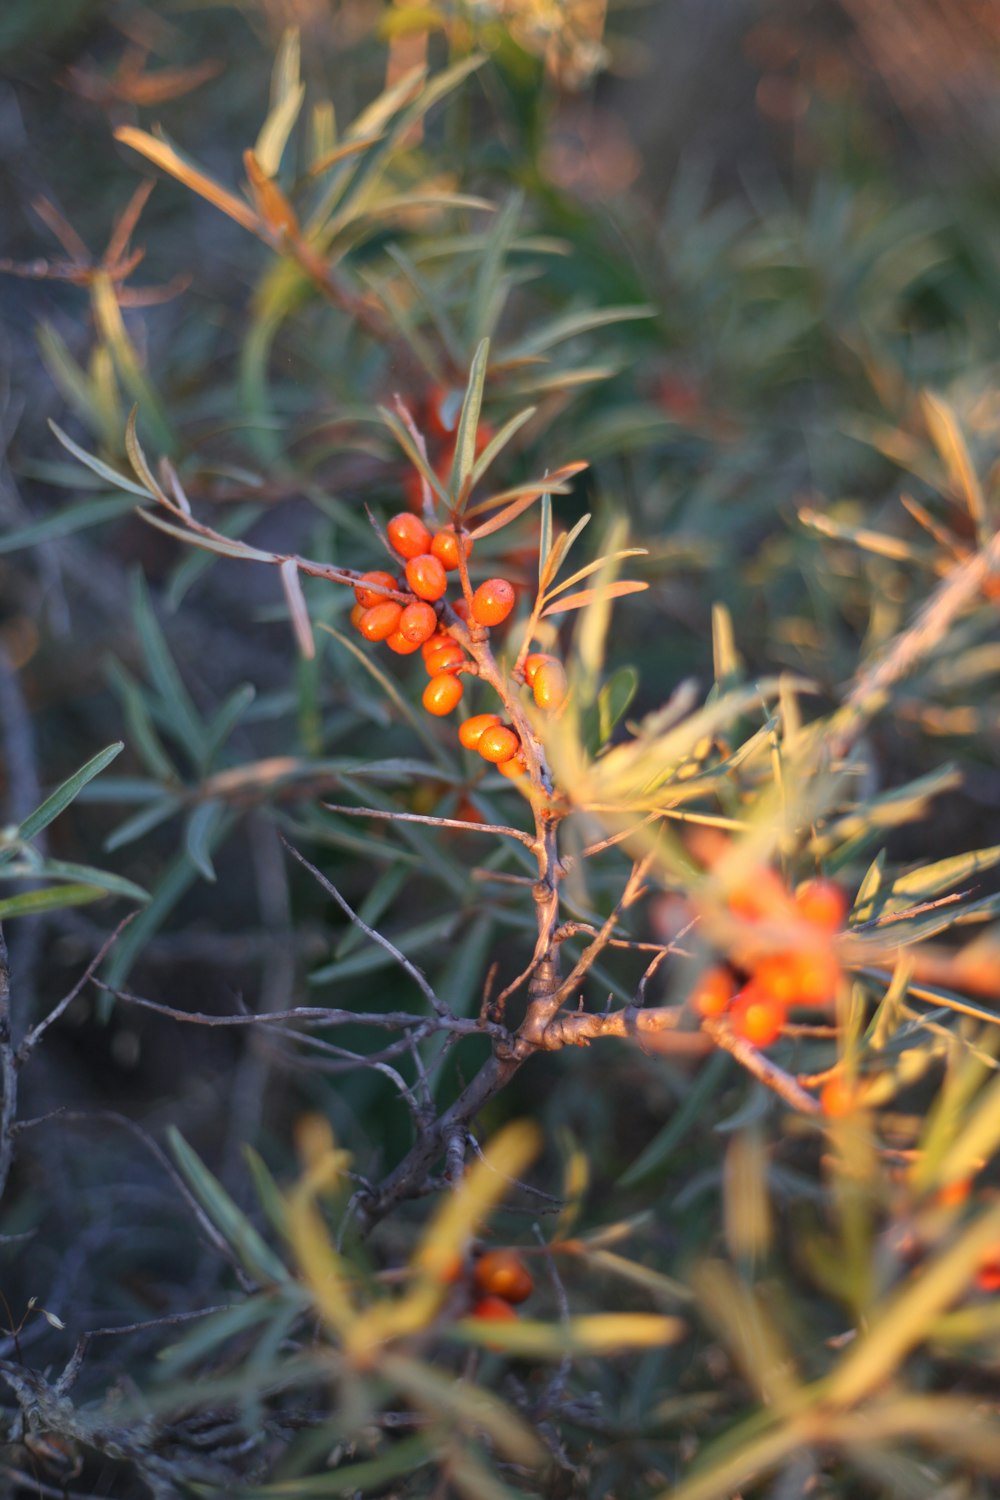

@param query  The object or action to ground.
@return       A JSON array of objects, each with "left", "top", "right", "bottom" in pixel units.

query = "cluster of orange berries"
[
  {"left": 349, "top": 511, "right": 567, "bottom": 777},
  {"left": 466, "top": 1248, "right": 535, "bottom": 1325},
  {"left": 690, "top": 876, "right": 849, "bottom": 1048}
]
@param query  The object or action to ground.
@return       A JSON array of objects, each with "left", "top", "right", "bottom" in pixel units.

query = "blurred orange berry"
[
  {"left": 452, "top": 597, "right": 471, "bottom": 621},
  {"left": 936, "top": 1178, "right": 972, "bottom": 1210},
  {"left": 406, "top": 554, "right": 448, "bottom": 602},
  {"left": 977, "top": 1250, "right": 1000, "bottom": 1293},
  {"left": 459, "top": 713, "right": 501, "bottom": 751},
  {"left": 354, "top": 570, "right": 398, "bottom": 609},
  {"left": 469, "top": 1294, "right": 519, "bottom": 1323},
  {"left": 472, "top": 1250, "right": 534, "bottom": 1304},
  {"left": 532, "top": 659, "right": 567, "bottom": 711},
  {"left": 423, "top": 674, "right": 464, "bottom": 716},
  {"left": 690, "top": 966, "right": 736, "bottom": 1019},
  {"left": 497, "top": 753, "right": 528, "bottom": 779},
  {"left": 819, "top": 1077, "right": 855, "bottom": 1118},
  {"left": 349, "top": 601, "right": 367, "bottom": 631},
  {"left": 729, "top": 984, "right": 786, "bottom": 1047},
  {"left": 388, "top": 512, "right": 432, "bottom": 560},
  {"left": 728, "top": 866, "right": 793, "bottom": 922},
  {"left": 753, "top": 947, "right": 840, "bottom": 1008},
  {"left": 471, "top": 578, "right": 515, "bottom": 627},
  {"left": 523, "top": 652, "right": 555, "bottom": 686},
  {"left": 795, "top": 878, "right": 849, "bottom": 932}
]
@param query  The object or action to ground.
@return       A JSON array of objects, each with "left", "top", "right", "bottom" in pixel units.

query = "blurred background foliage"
[{"left": 1, "top": 0, "right": 1000, "bottom": 1495}]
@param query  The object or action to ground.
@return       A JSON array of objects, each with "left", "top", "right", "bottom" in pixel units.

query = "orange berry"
[
  {"left": 977, "top": 1250, "right": 1000, "bottom": 1293},
  {"left": 497, "top": 754, "right": 528, "bottom": 779},
  {"left": 524, "top": 652, "right": 554, "bottom": 686},
  {"left": 424, "top": 639, "right": 465, "bottom": 676},
  {"left": 819, "top": 1077, "right": 855, "bottom": 1118},
  {"left": 795, "top": 879, "right": 849, "bottom": 932},
  {"left": 358, "top": 601, "right": 402, "bottom": 641},
  {"left": 423, "top": 673, "right": 464, "bottom": 716},
  {"left": 430, "top": 527, "right": 472, "bottom": 572},
  {"left": 459, "top": 713, "right": 502, "bottom": 751},
  {"left": 532, "top": 659, "right": 567, "bottom": 711},
  {"left": 405, "top": 553, "right": 448, "bottom": 603},
  {"left": 754, "top": 948, "right": 840, "bottom": 1009},
  {"left": 471, "top": 578, "right": 515, "bottom": 627},
  {"left": 936, "top": 1178, "right": 972, "bottom": 1210},
  {"left": 349, "top": 601, "right": 367, "bottom": 632},
  {"left": 398, "top": 600, "right": 438, "bottom": 645},
  {"left": 478, "top": 725, "right": 520, "bottom": 764},
  {"left": 473, "top": 1250, "right": 534, "bottom": 1305},
  {"left": 421, "top": 630, "right": 451, "bottom": 661},
  {"left": 690, "top": 966, "right": 736, "bottom": 1019},
  {"left": 437, "top": 1253, "right": 465, "bottom": 1286},
  {"left": 729, "top": 984, "right": 786, "bottom": 1047},
  {"left": 452, "top": 598, "right": 471, "bottom": 621},
  {"left": 354, "top": 570, "right": 398, "bottom": 609},
  {"left": 469, "top": 1294, "right": 518, "bottom": 1323},
  {"left": 388, "top": 512, "right": 432, "bottom": 560},
  {"left": 385, "top": 629, "right": 424, "bottom": 655},
  {"left": 728, "top": 867, "right": 793, "bottom": 922}
]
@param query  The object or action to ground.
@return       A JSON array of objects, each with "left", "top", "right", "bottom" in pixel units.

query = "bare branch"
[
  {"left": 322, "top": 801, "right": 537, "bottom": 849},
  {"left": 17, "top": 915, "right": 137, "bottom": 1062},
  {"left": 282, "top": 839, "right": 450, "bottom": 1018},
  {"left": 702, "top": 1018, "right": 821, "bottom": 1114}
]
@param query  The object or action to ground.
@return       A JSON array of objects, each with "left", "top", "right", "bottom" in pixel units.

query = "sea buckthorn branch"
[
  {"left": 111, "top": 409, "right": 702, "bottom": 1229},
  {"left": 701, "top": 1016, "right": 821, "bottom": 1115}
]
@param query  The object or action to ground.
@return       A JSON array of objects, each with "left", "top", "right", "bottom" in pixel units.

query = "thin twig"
[
  {"left": 282, "top": 838, "right": 450, "bottom": 1017},
  {"left": 17, "top": 914, "right": 137, "bottom": 1061},
  {"left": 56, "top": 1304, "right": 234, "bottom": 1395},
  {"left": 322, "top": 801, "right": 537, "bottom": 849},
  {"left": 702, "top": 1018, "right": 821, "bottom": 1114}
]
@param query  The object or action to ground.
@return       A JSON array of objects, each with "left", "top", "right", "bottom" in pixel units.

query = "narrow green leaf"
[
  {"left": 334, "top": 863, "right": 409, "bottom": 958},
  {"left": 598, "top": 666, "right": 639, "bottom": 745},
  {"left": 538, "top": 489, "right": 553, "bottom": 589},
  {"left": 0, "top": 884, "right": 106, "bottom": 920},
  {"left": 2, "top": 858, "right": 148, "bottom": 903},
  {"left": 0, "top": 496, "right": 136, "bottom": 554},
  {"left": 184, "top": 800, "right": 224, "bottom": 882},
  {"left": 106, "top": 661, "right": 179, "bottom": 783},
  {"left": 450, "top": 337, "right": 490, "bottom": 498},
  {"left": 168, "top": 1127, "right": 290, "bottom": 1285},
  {"left": 5, "top": 743, "right": 124, "bottom": 855},
  {"left": 310, "top": 912, "right": 459, "bottom": 985},
  {"left": 105, "top": 796, "right": 185, "bottom": 853},
  {"left": 48, "top": 420, "right": 153, "bottom": 499},
  {"left": 232, "top": 1435, "right": 434, "bottom": 1497},
  {"left": 319, "top": 625, "right": 451, "bottom": 769},
  {"left": 130, "top": 571, "right": 207, "bottom": 762},
  {"left": 204, "top": 684, "right": 257, "bottom": 766}
]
